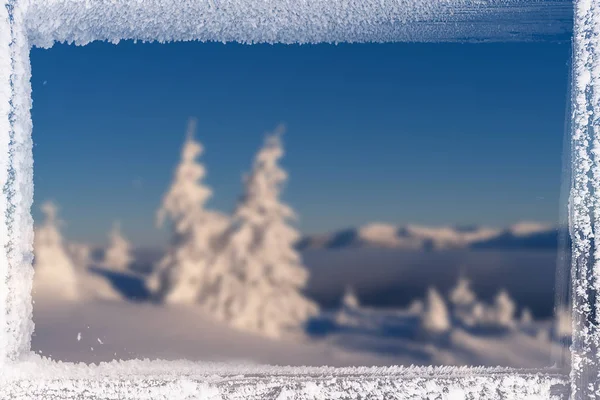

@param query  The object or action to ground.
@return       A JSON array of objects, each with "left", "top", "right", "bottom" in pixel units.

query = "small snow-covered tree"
[
  {"left": 148, "top": 118, "right": 229, "bottom": 304},
  {"left": 202, "top": 126, "right": 319, "bottom": 338},
  {"left": 33, "top": 202, "right": 78, "bottom": 300},
  {"left": 449, "top": 276, "right": 476, "bottom": 307},
  {"left": 335, "top": 286, "right": 361, "bottom": 327},
  {"left": 407, "top": 299, "right": 424, "bottom": 314},
  {"left": 520, "top": 308, "right": 533, "bottom": 325},
  {"left": 419, "top": 287, "right": 451, "bottom": 335},
  {"left": 491, "top": 289, "right": 516, "bottom": 329},
  {"left": 448, "top": 276, "right": 479, "bottom": 327},
  {"left": 104, "top": 221, "right": 133, "bottom": 271},
  {"left": 341, "top": 286, "right": 360, "bottom": 310}
]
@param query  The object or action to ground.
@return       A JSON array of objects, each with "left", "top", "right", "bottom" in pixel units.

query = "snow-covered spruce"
[
  {"left": 202, "top": 126, "right": 318, "bottom": 338},
  {"left": 341, "top": 286, "right": 360, "bottom": 310},
  {"left": 33, "top": 202, "right": 79, "bottom": 300},
  {"left": 418, "top": 287, "right": 451, "bottom": 338},
  {"left": 335, "top": 286, "right": 361, "bottom": 327},
  {"left": 103, "top": 221, "right": 133, "bottom": 271},
  {"left": 489, "top": 289, "right": 516, "bottom": 330},
  {"left": 520, "top": 308, "right": 533, "bottom": 325},
  {"left": 148, "top": 119, "right": 229, "bottom": 304},
  {"left": 448, "top": 276, "right": 478, "bottom": 327}
]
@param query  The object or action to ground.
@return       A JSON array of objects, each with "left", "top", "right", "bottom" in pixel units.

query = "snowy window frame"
[{"left": 0, "top": 0, "right": 590, "bottom": 399}]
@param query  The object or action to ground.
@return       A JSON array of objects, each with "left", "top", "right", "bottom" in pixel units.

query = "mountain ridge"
[{"left": 297, "top": 222, "right": 567, "bottom": 251}]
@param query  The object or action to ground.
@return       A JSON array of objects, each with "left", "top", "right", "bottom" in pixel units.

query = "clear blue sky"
[{"left": 30, "top": 41, "right": 570, "bottom": 247}]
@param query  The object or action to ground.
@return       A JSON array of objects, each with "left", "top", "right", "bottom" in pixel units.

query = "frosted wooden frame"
[{"left": 0, "top": 0, "right": 587, "bottom": 398}]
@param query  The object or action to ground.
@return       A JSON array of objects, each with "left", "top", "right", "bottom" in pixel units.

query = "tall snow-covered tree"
[
  {"left": 148, "top": 118, "right": 228, "bottom": 304},
  {"left": 202, "top": 126, "right": 319, "bottom": 338},
  {"left": 103, "top": 221, "right": 133, "bottom": 271},
  {"left": 33, "top": 202, "right": 79, "bottom": 300},
  {"left": 419, "top": 287, "right": 451, "bottom": 336}
]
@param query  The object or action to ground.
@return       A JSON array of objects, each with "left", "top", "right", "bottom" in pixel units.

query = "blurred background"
[{"left": 28, "top": 40, "right": 572, "bottom": 368}]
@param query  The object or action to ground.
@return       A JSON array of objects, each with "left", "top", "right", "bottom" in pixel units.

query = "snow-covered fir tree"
[
  {"left": 448, "top": 275, "right": 479, "bottom": 327},
  {"left": 449, "top": 276, "right": 476, "bottom": 307},
  {"left": 341, "top": 286, "right": 360, "bottom": 310},
  {"left": 33, "top": 202, "right": 79, "bottom": 300},
  {"left": 490, "top": 289, "right": 516, "bottom": 329},
  {"left": 202, "top": 126, "right": 319, "bottom": 338},
  {"left": 407, "top": 299, "right": 424, "bottom": 314},
  {"left": 103, "top": 221, "right": 133, "bottom": 271},
  {"left": 335, "top": 286, "right": 361, "bottom": 327},
  {"left": 148, "top": 118, "right": 229, "bottom": 304},
  {"left": 520, "top": 307, "right": 533, "bottom": 325},
  {"left": 419, "top": 287, "right": 451, "bottom": 336}
]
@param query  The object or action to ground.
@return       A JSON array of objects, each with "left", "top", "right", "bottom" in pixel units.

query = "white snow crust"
[
  {"left": 0, "top": 355, "right": 569, "bottom": 400},
  {"left": 24, "top": 0, "right": 572, "bottom": 48}
]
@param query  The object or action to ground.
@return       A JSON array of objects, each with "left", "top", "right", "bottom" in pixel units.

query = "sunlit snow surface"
[{"left": 29, "top": 297, "right": 566, "bottom": 368}]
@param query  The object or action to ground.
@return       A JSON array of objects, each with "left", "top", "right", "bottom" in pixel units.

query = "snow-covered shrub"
[
  {"left": 103, "top": 221, "right": 133, "bottom": 271},
  {"left": 33, "top": 202, "right": 79, "bottom": 300},
  {"left": 148, "top": 119, "right": 229, "bottom": 304},
  {"left": 418, "top": 287, "right": 451, "bottom": 337},
  {"left": 520, "top": 308, "right": 533, "bottom": 325},
  {"left": 202, "top": 126, "right": 319, "bottom": 339}
]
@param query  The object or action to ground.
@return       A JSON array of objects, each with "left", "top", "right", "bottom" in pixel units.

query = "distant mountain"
[{"left": 297, "top": 222, "right": 568, "bottom": 251}]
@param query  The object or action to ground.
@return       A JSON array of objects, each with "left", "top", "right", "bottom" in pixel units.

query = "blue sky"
[{"left": 30, "top": 41, "right": 570, "bottom": 247}]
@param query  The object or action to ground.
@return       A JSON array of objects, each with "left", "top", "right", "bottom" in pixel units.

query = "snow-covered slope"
[
  {"left": 297, "top": 222, "right": 563, "bottom": 251},
  {"left": 30, "top": 295, "right": 567, "bottom": 369}
]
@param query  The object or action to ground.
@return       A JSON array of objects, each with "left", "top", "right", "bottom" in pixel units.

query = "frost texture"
[
  {"left": 1, "top": 0, "right": 35, "bottom": 363},
  {"left": 24, "top": 0, "right": 572, "bottom": 47},
  {"left": 0, "top": 0, "right": 581, "bottom": 398},
  {"left": 0, "top": 356, "right": 570, "bottom": 400},
  {"left": 571, "top": 0, "right": 600, "bottom": 398}
]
